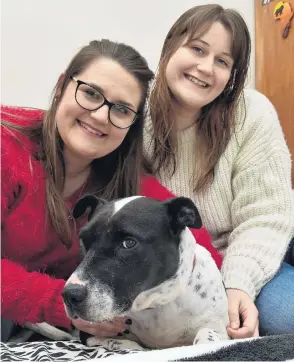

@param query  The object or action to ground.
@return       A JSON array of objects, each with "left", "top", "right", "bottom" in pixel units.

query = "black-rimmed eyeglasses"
[{"left": 70, "top": 76, "right": 139, "bottom": 129}]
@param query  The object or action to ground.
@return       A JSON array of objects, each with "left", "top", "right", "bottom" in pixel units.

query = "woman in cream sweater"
[{"left": 144, "top": 4, "right": 294, "bottom": 337}]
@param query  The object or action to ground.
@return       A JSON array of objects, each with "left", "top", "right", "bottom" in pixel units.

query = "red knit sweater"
[
  {"left": 1, "top": 106, "right": 83, "bottom": 329},
  {"left": 1, "top": 106, "right": 222, "bottom": 330}
]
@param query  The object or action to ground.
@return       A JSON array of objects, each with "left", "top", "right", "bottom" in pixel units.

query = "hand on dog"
[
  {"left": 226, "top": 289, "right": 259, "bottom": 339},
  {"left": 72, "top": 317, "right": 130, "bottom": 338}
]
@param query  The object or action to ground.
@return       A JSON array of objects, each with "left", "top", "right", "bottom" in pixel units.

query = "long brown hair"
[
  {"left": 148, "top": 4, "right": 251, "bottom": 191},
  {"left": 2, "top": 39, "right": 154, "bottom": 247}
]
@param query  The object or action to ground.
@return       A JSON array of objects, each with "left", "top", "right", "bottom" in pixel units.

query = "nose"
[
  {"left": 197, "top": 58, "right": 214, "bottom": 76},
  {"left": 62, "top": 283, "right": 87, "bottom": 306},
  {"left": 90, "top": 104, "right": 109, "bottom": 125}
]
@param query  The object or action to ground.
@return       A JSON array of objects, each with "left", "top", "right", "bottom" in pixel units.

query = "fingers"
[
  {"left": 113, "top": 317, "right": 129, "bottom": 326},
  {"left": 227, "top": 325, "right": 254, "bottom": 339},
  {"left": 227, "top": 293, "right": 240, "bottom": 330},
  {"left": 227, "top": 305, "right": 259, "bottom": 339},
  {"left": 242, "top": 307, "right": 258, "bottom": 330},
  {"left": 89, "top": 324, "right": 123, "bottom": 338},
  {"left": 92, "top": 322, "right": 125, "bottom": 337},
  {"left": 227, "top": 320, "right": 259, "bottom": 339},
  {"left": 227, "top": 312, "right": 254, "bottom": 339},
  {"left": 235, "top": 303, "right": 259, "bottom": 339},
  {"left": 226, "top": 289, "right": 260, "bottom": 339},
  {"left": 253, "top": 320, "right": 259, "bottom": 337},
  {"left": 72, "top": 318, "right": 128, "bottom": 338}
]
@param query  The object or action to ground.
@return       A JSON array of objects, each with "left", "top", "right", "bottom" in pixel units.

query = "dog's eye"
[{"left": 122, "top": 239, "right": 137, "bottom": 249}]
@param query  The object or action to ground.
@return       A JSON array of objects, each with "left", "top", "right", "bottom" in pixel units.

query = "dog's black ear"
[
  {"left": 165, "top": 197, "right": 202, "bottom": 234},
  {"left": 73, "top": 194, "right": 106, "bottom": 221}
]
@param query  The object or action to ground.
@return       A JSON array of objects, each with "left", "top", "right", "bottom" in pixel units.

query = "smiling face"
[
  {"left": 55, "top": 57, "right": 142, "bottom": 164},
  {"left": 165, "top": 21, "right": 233, "bottom": 117}
]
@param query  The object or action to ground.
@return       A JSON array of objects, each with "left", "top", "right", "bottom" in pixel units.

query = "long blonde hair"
[
  {"left": 2, "top": 39, "right": 154, "bottom": 247},
  {"left": 149, "top": 4, "right": 251, "bottom": 191}
]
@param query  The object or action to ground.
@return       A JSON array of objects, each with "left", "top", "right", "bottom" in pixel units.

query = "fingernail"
[
  {"left": 231, "top": 322, "right": 238, "bottom": 329},
  {"left": 123, "top": 329, "right": 130, "bottom": 334},
  {"left": 117, "top": 332, "right": 123, "bottom": 337},
  {"left": 125, "top": 319, "right": 132, "bottom": 325}
]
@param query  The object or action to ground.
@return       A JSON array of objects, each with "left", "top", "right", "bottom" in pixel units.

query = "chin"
[
  {"left": 73, "top": 149, "right": 105, "bottom": 161},
  {"left": 180, "top": 99, "right": 205, "bottom": 112}
]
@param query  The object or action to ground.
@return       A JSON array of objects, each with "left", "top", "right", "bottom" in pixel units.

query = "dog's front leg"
[
  {"left": 86, "top": 336, "right": 145, "bottom": 351},
  {"left": 193, "top": 328, "right": 223, "bottom": 344}
]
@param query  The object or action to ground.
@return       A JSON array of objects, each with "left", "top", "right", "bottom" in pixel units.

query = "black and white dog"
[{"left": 61, "top": 195, "right": 229, "bottom": 350}]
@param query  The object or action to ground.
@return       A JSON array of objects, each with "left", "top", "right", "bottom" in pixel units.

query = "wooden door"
[{"left": 255, "top": 0, "right": 294, "bottom": 185}]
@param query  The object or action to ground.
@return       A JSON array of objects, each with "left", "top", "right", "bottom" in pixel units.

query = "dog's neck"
[{"left": 131, "top": 228, "right": 196, "bottom": 312}]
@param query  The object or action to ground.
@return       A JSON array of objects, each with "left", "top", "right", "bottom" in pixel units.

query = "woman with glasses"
[{"left": 1, "top": 39, "right": 153, "bottom": 341}]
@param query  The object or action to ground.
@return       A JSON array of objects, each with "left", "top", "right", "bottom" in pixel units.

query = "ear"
[
  {"left": 72, "top": 194, "right": 106, "bottom": 220},
  {"left": 165, "top": 197, "right": 202, "bottom": 234}
]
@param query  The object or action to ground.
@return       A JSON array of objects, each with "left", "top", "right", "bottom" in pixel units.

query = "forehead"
[
  {"left": 113, "top": 197, "right": 166, "bottom": 222},
  {"left": 90, "top": 197, "right": 168, "bottom": 233},
  {"left": 78, "top": 57, "right": 142, "bottom": 108},
  {"left": 189, "top": 22, "right": 232, "bottom": 54}
]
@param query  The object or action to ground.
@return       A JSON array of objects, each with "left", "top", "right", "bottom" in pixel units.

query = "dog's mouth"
[
  {"left": 64, "top": 304, "right": 78, "bottom": 319},
  {"left": 65, "top": 307, "right": 92, "bottom": 322},
  {"left": 64, "top": 302, "right": 91, "bottom": 321},
  {"left": 64, "top": 303, "right": 116, "bottom": 324}
]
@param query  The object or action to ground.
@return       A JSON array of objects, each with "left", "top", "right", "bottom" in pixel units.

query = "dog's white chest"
[
  {"left": 128, "top": 257, "right": 228, "bottom": 349},
  {"left": 129, "top": 304, "right": 195, "bottom": 348}
]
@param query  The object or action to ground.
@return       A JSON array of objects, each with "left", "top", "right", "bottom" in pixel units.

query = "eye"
[
  {"left": 122, "top": 239, "right": 137, "bottom": 249},
  {"left": 84, "top": 89, "right": 101, "bottom": 99},
  {"left": 193, "top": 46, "right": 204, "bottom": 55},
  {"left": 79, "top": 84, "right": 102, "bottom": 100},
  {"left": 113, "top": 104, "right": 129, "bottom": 115},
  {"left": 217, "top": 58, "right": 228, "bottom": 67}
]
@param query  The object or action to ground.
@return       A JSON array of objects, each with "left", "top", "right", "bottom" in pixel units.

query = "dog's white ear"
[
  {"left": 73, "top": 194, "right": 106, "bottom": 220},
  {"left": 165, "top": 197, "right": 202, "bottom": 233}
]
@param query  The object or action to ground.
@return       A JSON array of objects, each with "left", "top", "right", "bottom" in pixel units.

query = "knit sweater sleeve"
[
  {"left": 1, "top": 259, "right": 70, "bottom": 329},
  {"left": 1, "top": 126, "right": 71, "bottom": 330},
  {"left": 221, "top": 91, "right": 294, "bottom": 299}
]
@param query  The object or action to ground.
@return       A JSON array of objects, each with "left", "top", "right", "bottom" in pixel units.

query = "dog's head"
[{"left": 62, "top": 195, "right": 202, "bottom": 322}]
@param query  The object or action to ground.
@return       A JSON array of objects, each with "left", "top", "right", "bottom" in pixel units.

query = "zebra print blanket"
[{"left": 1, "top": 333, "right": 294, "bottom": 361}]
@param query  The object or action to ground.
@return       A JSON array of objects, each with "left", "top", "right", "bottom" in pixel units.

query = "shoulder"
[
  {"left": 1, "top": 126, "right": 34, "bottom": 163},
  {"left": 235, "top": 89, "right": 279, "bottom": 129},
  {"left": 234, "top": 89, "right": 285, "bottom": 145},
  {"left": 241, "top": 88, "right": 275, "bottom": 109},
  {"left": 1, "top": 105, "right": 44, "bottom": 125},
  {"left": 1, "top": 106, "right": 44, "bottom": 157},
  {"left": 1, "top": 107, "right": 44, "bottom": 182},
  {"left": 231, "top": 90, "right": 290, "bottom": 170},
  {"left": 1, "top": 131, "right": 34, "bottom": 186}
]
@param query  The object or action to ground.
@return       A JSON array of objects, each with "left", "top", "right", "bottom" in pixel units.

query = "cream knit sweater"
[{"left": 144, "top": 89, "right": 294, "bottom": 300}]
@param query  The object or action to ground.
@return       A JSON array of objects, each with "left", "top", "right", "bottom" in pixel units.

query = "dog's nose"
[{"left": 62, "top": 283, "right": 87, "bottom": 306}]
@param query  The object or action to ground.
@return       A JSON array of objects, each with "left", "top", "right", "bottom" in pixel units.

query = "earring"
[
  {"left": 224, "top": 70, "right": 237, "bottom": 99},
  {"left": 229, "top": 70, "right": 237, "bottom": 91}
]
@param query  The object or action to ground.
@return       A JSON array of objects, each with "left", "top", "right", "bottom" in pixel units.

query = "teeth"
[
  {"left": 79, "top": 121, "right": 104, "bottom": 136},
  {"left": 187, "top": 75, "right": 208, "bottom": 88}
]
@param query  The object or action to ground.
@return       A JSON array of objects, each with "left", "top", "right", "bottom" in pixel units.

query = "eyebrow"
[
  {"left": 192, "top": 39, "right": 233, "bottom": 59},
  {"left": 87, "top": 81, "right": 135, "bottom": 109}
]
